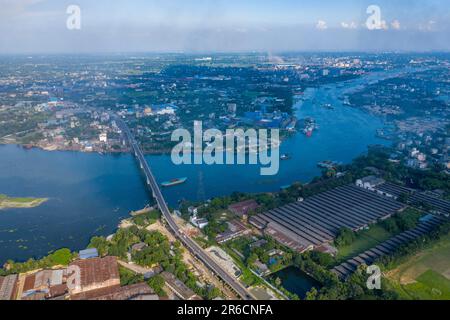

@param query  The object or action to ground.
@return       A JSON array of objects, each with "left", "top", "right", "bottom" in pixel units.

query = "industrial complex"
[{"left": 250, "top": 184, "right": 407, "bottom": 252}]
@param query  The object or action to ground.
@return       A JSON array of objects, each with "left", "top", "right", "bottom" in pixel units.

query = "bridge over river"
[{"left": 115, "top": 117, "right": 253, "bottom": 300}]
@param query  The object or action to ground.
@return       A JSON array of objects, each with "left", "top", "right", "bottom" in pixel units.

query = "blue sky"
[{"left": 0, "top": 0, "right": 449, "bottom": 53}]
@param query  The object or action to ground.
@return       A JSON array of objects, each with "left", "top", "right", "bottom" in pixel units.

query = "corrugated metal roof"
[
  {"left": 51, "top": 270, "right": 64, "bottom": 286},
  {"left": 79, "top": 248, "right": 99, "bottom": 259}
]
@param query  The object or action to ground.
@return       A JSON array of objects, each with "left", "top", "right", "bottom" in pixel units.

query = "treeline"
[
  {"left": 381, "top": 208, "right": 422, "bottom": 234},
  {"left": 131, "top": 210, "right": 160, "bottom": 227},
  {"left": 297, "top": 220, "right": 450, "bottom": 300},
  {"left": 293, "top": 252, "right": 399, "bottom": 300},
  {"left": 0, "top": 248, "right": 74, "bottom": 276}
]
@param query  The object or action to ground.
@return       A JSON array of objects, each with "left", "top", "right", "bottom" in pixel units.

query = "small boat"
[
  {"left": 161, "top": 177, "right": 187, "bottom": 187},
  {"left": 302, "top": 118, "right": 316, "bottom": 137},
  {"left": 280, "top": 154, "right": 291, "bottom": 160}
]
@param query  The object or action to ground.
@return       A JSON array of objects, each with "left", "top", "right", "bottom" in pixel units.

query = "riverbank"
[
  {"left": 0, "top": 69, "right": 395, "bottom": 263},
  {"left": 0, "top": 194, "right": 48, "bottom": 210},
  {"left": 0, "top": 141, "right": 131, "bottom": 156}
]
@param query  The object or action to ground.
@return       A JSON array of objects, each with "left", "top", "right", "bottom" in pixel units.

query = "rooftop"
[
  {"left": 250, "top": 184, "right": 406, "bottom": 252},
  {"left": 72, "top": 283, "right": 157, "bottom": 300},
  {"left": 160, "top": 272, "right": 198, "bottom": 300},
  {"left": 79, "top": 248, "right": 99, "bottom": 260},
  {"left": 69, "top": 256, "right": 120, "bottom": 294},
  {"left": 228, "top": 199, "right": 260, "bottom": 217}
]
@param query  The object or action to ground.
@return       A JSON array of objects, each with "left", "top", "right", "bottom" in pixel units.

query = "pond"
[{"left": 269, "top": 266, "right": 321, "bottom": 298}]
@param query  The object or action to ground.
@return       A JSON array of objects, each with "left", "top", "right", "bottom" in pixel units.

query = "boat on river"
[{"left": 161, "top": 177, "right": 187, "bottom": 187}]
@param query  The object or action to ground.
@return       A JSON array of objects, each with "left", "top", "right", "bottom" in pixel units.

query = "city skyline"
[{"left": 1, "top": 0, "right": 449, "bottom": 53}]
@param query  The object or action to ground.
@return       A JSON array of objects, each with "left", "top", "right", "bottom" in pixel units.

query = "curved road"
[{"left": 116, "top": 117, "right": 253, "bottom": 300}]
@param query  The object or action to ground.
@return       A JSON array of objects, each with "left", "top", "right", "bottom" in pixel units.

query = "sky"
[{"left": 0, "top": 0, "right": 449, "bottom": 53}]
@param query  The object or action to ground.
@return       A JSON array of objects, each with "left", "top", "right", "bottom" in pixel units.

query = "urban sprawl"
[{"left": 1, "top": 53, "right": 449, "bottom": 301}]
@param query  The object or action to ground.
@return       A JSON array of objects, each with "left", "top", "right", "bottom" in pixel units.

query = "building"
[
  {"left": 68, "top": 256, "right": 120, "bottom": 295},
  {"left": 250, "top": 184, "right": 405, "bottom": 252},
  {"left": 253, "top": 260, "right": 270, "bottom": 276},
  {"left": 188, "top": 206, "right": 198, "bottom": 215},
  {"left": 356, "top": 176, "right": 386, "bottom": 191},
  {"left": 131, "top": 242, "right": 147, "bottom": 252},
  {"left": 21, "top": 269, "right": 68, "bottom": 300},
  {"left": 216, "top": 219, "right": 251, "bottom": 243},
  {"left": 249, "top": 239, "right": 268, "bottom": 249},
  {"left": 228, "top": 199, "right": 260, "bottom": 218},
  {"left": 144, "top": 107, "right": 153, "bottom": 116},
  {"left": 71, "top": 283, "right": 158, "bottom": 300},
  {"left": 160, "top": 272, "right": 199, "bottom": 300},
  {"left": 373, "top": 182, "right": 450, "bottom": 217},
  {"left": 151, "top": 104, "right": 177, "bottom": 116},
  {"left": 190, "top": 216, "right": 209, "bottom": 229},
  {"left": 79, "top": 248, "right": 99, "bottom": 260},
  {"left": 0, "top": 274, "right": 18, "bottom": 300},
  {"left": 227, "top": 103, "right": 237, "bottom": 114},
  {"left": 99, "top": 132, "right": 108, "bottom": 143}
]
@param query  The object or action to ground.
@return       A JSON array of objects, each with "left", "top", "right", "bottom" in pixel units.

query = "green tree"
[
  {"left": 49, "top": 248, "right": 73, "bottom": 266},
  {"left": 305, "top": 287, "right": 318, "bottom": 300},
  {"left": 335, "top": 227, "right": 356, "bottom": 247},
  {"left": 147, "top": 275, "right": 166, "bottom": 296}
]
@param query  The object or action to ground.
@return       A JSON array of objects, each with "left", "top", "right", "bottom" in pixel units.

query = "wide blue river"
[{"left": 0, "top": 70, "right": 404, "bottom": 263}]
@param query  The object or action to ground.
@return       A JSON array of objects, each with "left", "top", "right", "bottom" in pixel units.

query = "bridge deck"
[{"left": 116, "top": 117, "right": 252, "bottom": 300}]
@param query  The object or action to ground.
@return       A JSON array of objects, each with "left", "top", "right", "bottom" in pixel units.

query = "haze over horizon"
[{"left": 0, "top": 0, "right": 449, "bottom": 54}]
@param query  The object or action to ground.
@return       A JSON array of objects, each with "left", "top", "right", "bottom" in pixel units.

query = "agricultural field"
[{"left": 385, "top": 234, "right": 450, "bottom": 300}]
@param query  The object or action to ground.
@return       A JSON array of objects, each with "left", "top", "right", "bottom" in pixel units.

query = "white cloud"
[
  {"left": 341, "top": 21, "right": 357, "bottom": 29},
  {"left": 419, "top": 20, "right": 436, "bottom": 31},
  {"left": 316, "top": 20, "right": 328, "bottom": 30},
  {"left": 0, "top": 0, "right": 44, "bottom": 16},
  {"left": 391, "top": 20, "right": 401, "bottom": 30}
]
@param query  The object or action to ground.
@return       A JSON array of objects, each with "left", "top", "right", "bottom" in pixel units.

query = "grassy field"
[
  {"left": 337, "top": 225, "right": 394, "bottom": 261},
  {"left": 385, "top": 234, "right": 450, "bottom": 300}
]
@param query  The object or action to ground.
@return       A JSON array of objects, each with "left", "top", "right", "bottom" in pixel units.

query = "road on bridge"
[{"left": 115, "top": 117, "right": 253, "bottom": 300}]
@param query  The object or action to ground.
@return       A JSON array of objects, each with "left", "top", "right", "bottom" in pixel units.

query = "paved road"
[{"left": 116, "top": 118, "right": 253, "bottom": 300}]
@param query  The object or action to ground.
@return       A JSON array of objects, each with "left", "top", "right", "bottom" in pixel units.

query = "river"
[{"left": 0, "top": 68, "right": 409, "bottom": 263}]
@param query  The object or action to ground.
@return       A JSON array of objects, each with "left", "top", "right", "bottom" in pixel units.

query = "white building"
[
  {"left": 355, "top": 176, "right": 385, "bottom": 191},
  {"left": 99, "top": 133, "right": 108, "bottom": 143},
  {"left": 190, "top": 216, "right": 208, "bottom": 229}
]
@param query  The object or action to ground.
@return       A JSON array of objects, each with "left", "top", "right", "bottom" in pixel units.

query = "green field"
[
  {"left": 386, "top": 234, "right": 450, "bottom": 300},
  {"left": 337, "top": 225, "right": 394, "bottom": 261}
]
